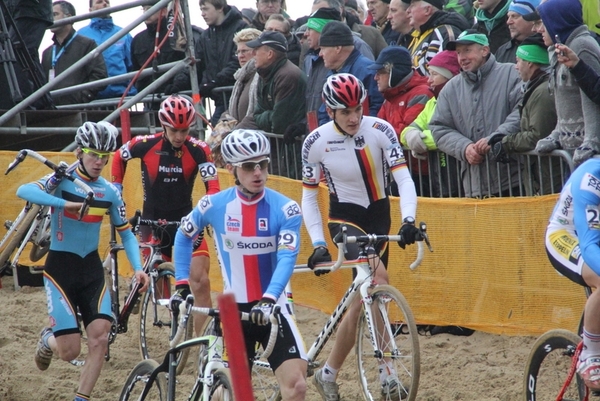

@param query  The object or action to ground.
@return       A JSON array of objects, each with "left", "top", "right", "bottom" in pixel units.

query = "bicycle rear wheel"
[
  {"left": 119, "top": 359, "right": 166, "bottom": 401},
  {"left": 523, "top": 329, "right": 585, "bottom": 401},
  {"left": 252, "top": 358, "right": 281, "bottom": 401},
  {"left": 0, "top": 205, "right": 40, "bottom": 269},
  {"left": 30, "top": 208, "right": 51, "bottom": 262},
  {"left": 139, "top": 262, "right": 193, "bottom": 374},
  {"left": 355, "top": 284, "right": 420, "bottom": 401}
]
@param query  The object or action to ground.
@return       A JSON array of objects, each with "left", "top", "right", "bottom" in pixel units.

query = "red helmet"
[
  {"left": 322, "top": 73, "right": 367, "bottom": 109},
  {"left": 158, "top": 95, "right": 196, "bottom": 129}
]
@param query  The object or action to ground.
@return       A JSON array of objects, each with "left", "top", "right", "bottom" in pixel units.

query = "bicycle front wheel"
[
  {"left": 0, "top": 205, "right": 40, "bottom": 268},
  {"left": 252, "top": 358, "right": 281, "bottom": 401},
  {"left": 208, "top": 369, "right": 234, "bottom": 401},
  {"left": 355, "top": 284, "right": 420, "bottom": 401},
  {"left": 139, "top": 262, "right": 193, "bottom": 374},
  {"left": 119, "top": 359, "right": 166, "bottom": 401},
  {"left": 523, "top": 329, "right": 584, "bottom": 401}
]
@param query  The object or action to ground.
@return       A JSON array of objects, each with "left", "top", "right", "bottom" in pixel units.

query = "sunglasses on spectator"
[
  {"left": 82, "top": 148, "right": 110, "bottom": 160},
  {"left": 232, "top": 158, "right": 270, "bottom": 172}
]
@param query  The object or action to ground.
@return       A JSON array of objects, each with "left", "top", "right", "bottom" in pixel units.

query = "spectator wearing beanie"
[
  {"left": 495, "top": 0, "right": 540, "bottom": 63},
  {"left": 317, "top": 21, "right": 384, "bottom": 125},
  {"left": 303, "top": 7, "right": 374, "bottom": 119},
  {"left": 401, "top": 50, "right": 462, "bottom": 198},
  {"left": 403, "top": 0, "right": 470, "bottom": 76},
  {"left": 488, "top": 33, "right": 560, "bottom": 195},
  {"left": 369, "top": 46, "right": 433, "bottom": 195}
]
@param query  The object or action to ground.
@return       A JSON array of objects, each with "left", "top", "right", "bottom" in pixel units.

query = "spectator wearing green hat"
[
  {"left": 488, "top": 34, "right": 560, "bottom": 195},
  {"left": 430, "top": 29, "right": 523, "bottom": 198}
]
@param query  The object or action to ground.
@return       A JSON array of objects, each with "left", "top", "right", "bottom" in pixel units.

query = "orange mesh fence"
[{"left": 1, "top": 151, "right": 585, "bottom": 336}]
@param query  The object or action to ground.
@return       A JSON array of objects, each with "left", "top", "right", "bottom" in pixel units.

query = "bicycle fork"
[{"left": 361, "top": 284, "right": 399, "bottom": 361}]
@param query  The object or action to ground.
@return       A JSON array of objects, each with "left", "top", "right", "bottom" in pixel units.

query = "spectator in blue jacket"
[
  {"left": 317, "top": 21, "right": 384, "bottom": 125},
  {"left": 79, "top": 0, "right": 137, "bottom": 99}
]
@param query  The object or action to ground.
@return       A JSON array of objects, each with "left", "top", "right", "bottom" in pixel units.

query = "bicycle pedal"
[{"left": 4, "top": 220, "right": 13, "bottom": 230}]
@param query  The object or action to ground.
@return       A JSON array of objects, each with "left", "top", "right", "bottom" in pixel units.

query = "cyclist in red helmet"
[
  {"left": 302, "top": 73, "right": 419, "bottom": 401},
  {"left": 111, "top": 94, "right": 220, "bottom": 335}
]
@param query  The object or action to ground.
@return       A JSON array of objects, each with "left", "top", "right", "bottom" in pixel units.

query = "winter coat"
[
  {"left": 303, "top": 49, "right": 330, "bottom": 115},
  {"left": 79, "top": 17, "right": 137, "bottom": 98},
  {"left": 495, "top": 38, "right": 519, "bottom": 64},
  {"left": 430, "top": 54, "right": 523, "bottom": 197},
  {"left": 317, "top": 48, "right": 385, "bottom": 125},
  {"left": 408, "top": 11, "right": 471, "bottom": 76},
  {"left": 253, "top": 57, "right": 307, "bottom": 135},
  {"left": 197, "top": 6, "right": 247, "bottom": 104},
  {"left": 372, "top": 20, "right": 400, "bottom": 46},
  {"left": 5, "top": 0, "right": 52, "bottom": 23},
  {"left": 41, "top": 29, "right": 107, "bottom": 105},
  {"left": 228, "top": 58, "right": 259, "bottom": 122},
  {"left": 351, "top": 23, "right": 388, "bottom": 58},
  {"left": 570, "top": 59, "right": 600, "bottom": 105}
]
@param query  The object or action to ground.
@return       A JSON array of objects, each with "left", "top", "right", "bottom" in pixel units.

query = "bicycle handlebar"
[
  {"left": 307, "top": 222, "right": 433, "bottom": 274},
  {"left": 128, "top": 209, "right": 181, "bottom": 234},
  {"left": 171, "top": 296, "right": 281, "bottom": 359},
  {"left": 6, "top": 149, "right": 95, "bottom": 221}
]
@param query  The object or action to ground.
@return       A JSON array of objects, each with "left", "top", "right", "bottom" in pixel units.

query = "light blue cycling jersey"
[
  {"left": 547, "top": 158, "right": 600, "bottom": 275},
  {"left": 16, "top": 166, "right": 142, "bottom": 270},
  {"left": 174, "top": 187, "right": 302, "bottom": 303}
]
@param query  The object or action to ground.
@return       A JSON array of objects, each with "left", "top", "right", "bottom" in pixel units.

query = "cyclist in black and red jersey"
[{"left": 111, "top": 94, "right": 220, "bottom": 334}]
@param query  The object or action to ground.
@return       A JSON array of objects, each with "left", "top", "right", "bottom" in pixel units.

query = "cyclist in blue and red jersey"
[
  {"left": 18, "top": 122, "right": 149, "bottom": 401},
  {"left": 301, "top": 73, "right": 419, "bottom": 401},
  {"left": 546, "top": 157, "right": 600, "bottom": 391},
  {"left": 172, "top": 129, "right": 308, "bottom": 401},
  {"left": 111, "top": 94, "right": 220, "bottom": 334}
]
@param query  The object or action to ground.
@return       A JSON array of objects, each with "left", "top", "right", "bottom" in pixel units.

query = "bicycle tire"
[
  {"left": 523, "top": 329, "right": 585, "bottom": 401},
  {"left": 0, "top": 204, "right": 41, "bottom": 268},
  {"left": 119, "top": 359, "right": 167, "bottom": 401},
  {"left": 355, "top": 284, "right": 420, "bottom": 401},
  {"left": 30, "top": 209, "right": 51, "bottom": 262},
  {"left": 207, "top": 369, "right": 234, "bottom": 401},
  {"left": 139, "top": 262, "right": 193, "bottom": 375},
  {"left": 252, "top": 358, "right": 281, "bottom": 401}
]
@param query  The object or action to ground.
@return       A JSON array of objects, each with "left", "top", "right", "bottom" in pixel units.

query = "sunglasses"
[
  {"left": 232, "top": 158, "right": 270, "bottom": 172},
  {"left": 82, "top": 147, "right": 110, "bottom": 160}
]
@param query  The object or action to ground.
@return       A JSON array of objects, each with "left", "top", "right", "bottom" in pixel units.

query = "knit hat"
[
  {"left": 401, "top": 0, "right": 445, "bottom": 10},
  {"left": 367, "top": 46, "right": 412, "bottom": 86},
  {"left": 508, "top": 0, "right": 541, "bottom": 16},
  {"left": 307, "top": 7, "right": 342, "bottom": 33},
  {"left": 428, "top": 50, "right": 460, "bottom": 79},
  {"left": 319, "top": 21, "right": 354, "bottom": 47},
  {"left": 446, "top": 29, "right": 489, "bottom": 50},
  {"left": 522, "top": 10, "right": 540, "bottom": 21},
  {"left": 294, "top": 24, "right": 308, "bottom": 39},
  {"left": 381, "top": 0, "right": 391, "bottom": 3},
  {"left": 516, "top": 33, "right": 549, "bottom": 64},
  {"left": 246, "top": 30, "right": 288, "bottom": 52}
]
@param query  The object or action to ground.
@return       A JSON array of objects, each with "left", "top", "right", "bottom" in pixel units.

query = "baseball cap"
[
  {"left": 246, "top": 30, "right": 288, "bottom": 52},
  {"left": 446, "top": 29, "right": 490, "bottom": 50}
]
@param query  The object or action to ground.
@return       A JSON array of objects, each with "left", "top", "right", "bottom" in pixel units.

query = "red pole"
[
  {"left": 119, "top": 108, "right": 131, "bottom": 143},
  {"left": 217, "top": 293, "right": 255, "bottom": 401}
]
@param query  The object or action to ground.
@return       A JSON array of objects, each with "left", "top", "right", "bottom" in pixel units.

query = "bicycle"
[
  {"left": 0, "top": 150, "right": 92, "bottom": 290},
  {"left": 119, "top": 295, "right": 281, "bottom": 401},
  {"left": 102, "top": 210, "right": 193, "bottom": 373},
  {"left": 523, "top": 287, "right": 600, "bottom": 401},
  {"left": 251, "top": 223, "right": 433, "bottom": 401}
]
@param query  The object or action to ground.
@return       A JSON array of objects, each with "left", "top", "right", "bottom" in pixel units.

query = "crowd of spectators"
[{"left": 6, "top": 0, "right": 600, "bottom": 197}]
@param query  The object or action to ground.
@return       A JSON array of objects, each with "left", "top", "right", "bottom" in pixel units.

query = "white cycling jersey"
[{"left": 301, "top": 116, "right": 417, "bottom": 246}]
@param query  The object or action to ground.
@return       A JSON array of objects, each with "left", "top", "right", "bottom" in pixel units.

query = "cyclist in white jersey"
[{"left": 301, "top": 73, "right": 419, "bottom": 401}]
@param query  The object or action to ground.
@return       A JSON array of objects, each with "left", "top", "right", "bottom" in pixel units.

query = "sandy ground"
[{"left": 0, "top": 274, "right": 537, "bottom": 401}]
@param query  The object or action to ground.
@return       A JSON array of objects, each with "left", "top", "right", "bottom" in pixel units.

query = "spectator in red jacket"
[{"left": 368, "top": 46, "right": 434, "bottom": 195}]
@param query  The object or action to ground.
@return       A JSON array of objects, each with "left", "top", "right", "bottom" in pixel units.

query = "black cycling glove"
[
  {"left": 308, "top": 247, "right": 332, "bottom": 276},
  {"left": 398, "top": 221, "right": 419, "bottom": 249}
]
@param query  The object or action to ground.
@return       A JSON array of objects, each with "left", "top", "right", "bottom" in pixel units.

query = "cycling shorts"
[
  {"left": 328, "top": 197, "right": 391, "bottom": 267},
  {"left": 238, "top": 301, "right": 307, "bottom": 372},
  {"left": 141, "top": 208, "right": 208, "bottom": 260},
  {"left": 545, "top": 228, "right": 587, "bottom": 287},
  {"left": 43, "top": 250, "right": 112, "bottom": 337}
]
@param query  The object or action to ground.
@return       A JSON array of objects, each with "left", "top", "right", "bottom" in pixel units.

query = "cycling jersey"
[
  {"left": 174, "top": 187, "right": 302, "bottom": 304},
  {"left": 546, "top": 158, "right": 600, "bottom": 278},
  {"left": 301, "top": 115, "right": 417, "bottom": 247},
  {"left": 111, "top": 133, "right": 220, "bottom": 214},
  {"left": 16, "top": 165, "right": 142, "bottom": 271}
]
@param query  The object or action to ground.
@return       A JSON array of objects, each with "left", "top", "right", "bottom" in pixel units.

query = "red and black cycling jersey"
[{"left": 111, "top": 133, "right": 220, "bottom": 214}]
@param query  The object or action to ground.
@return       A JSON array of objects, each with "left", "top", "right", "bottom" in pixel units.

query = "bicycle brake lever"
[
  {"left": 5, "top": 150, "right": 27, "bottom": 175},
  {"left": 418, "top": 222, "right": 433, "bottom": 252}
]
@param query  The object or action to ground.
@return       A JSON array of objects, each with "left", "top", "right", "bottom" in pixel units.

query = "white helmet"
[
  {"left": 221, "top": 130, "right": 270, "bottom": 164},
  {"left": 75, "top": 121, "right": 118, "bottom": 152}
]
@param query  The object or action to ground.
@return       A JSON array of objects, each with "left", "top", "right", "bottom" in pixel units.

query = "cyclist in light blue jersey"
[
  {"left": 546, "top": 157, "right": 600, "bottom": 391},
  {"left": 173, "top": 129, "right": 308, "bottom": 401},
  {"left": 17, "top": 122, "right": 149, "bottom": 401}
]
